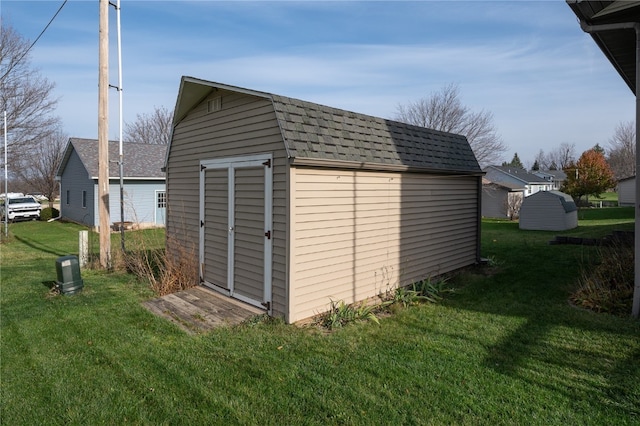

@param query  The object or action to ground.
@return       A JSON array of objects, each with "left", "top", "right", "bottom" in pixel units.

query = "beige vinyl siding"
[
  {"left": 289, "top": 168, "right": 478, "bottom": 322},
  {"left": 166, "top": 91, "right": 288, "bottom": 317}
]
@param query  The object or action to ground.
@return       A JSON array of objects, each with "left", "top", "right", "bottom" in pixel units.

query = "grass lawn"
[
  {"left": 592, "top": 191, "right": 618, "bottom": 202},
  {"left": 1, "top": 211, "right": 639, "bottom": 425}
]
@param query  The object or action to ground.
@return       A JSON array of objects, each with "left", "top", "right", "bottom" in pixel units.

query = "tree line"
[{"left": 1, "top": 21, "right": 635, "bottom": 204}]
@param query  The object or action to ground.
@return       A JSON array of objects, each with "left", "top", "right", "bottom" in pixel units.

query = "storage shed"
[
  {"left": 519, "top": 190, "right": 578, "bottom": 231},
  {"left": 165, "top": 77, "right": 483, "bottom": 323},
  {"left": 482, "top": 178, "right": 525, "bottom": 219},
  {"left": 617, "top": 176, "right": 635, "bottom": 207}
]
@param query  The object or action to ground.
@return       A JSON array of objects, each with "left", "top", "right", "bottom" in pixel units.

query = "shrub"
[
  {"left": 39, "top": 207, "right": 59, "bottom": 221},
  {"left": 571, "top": 242, "right": 633, "bottom": 316}
]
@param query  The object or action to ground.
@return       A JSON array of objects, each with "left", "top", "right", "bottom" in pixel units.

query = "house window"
[
  {"left": 157, "top": 191, "right": 166, "bottom": 208},
  {"left": 82, "top": 190, "right": 87, "bottom": 208},
  {"left": 66, "top": 190, "right": 70, "bottom": 205}
]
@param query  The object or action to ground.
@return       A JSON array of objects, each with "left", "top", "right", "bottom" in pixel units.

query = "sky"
[{"left": 1, "top": 0, "right": 636, "bottom": 167}]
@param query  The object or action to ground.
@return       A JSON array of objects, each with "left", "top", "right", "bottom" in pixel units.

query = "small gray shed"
[
  {"left": 617, "top": 176, "right": 635, "bottom": 207},
  {"left": 519, "top": 190, "right": 578, "bottom": 231},
  {"left": 165, "top": 77, "right": 483, "bottom": 323}
]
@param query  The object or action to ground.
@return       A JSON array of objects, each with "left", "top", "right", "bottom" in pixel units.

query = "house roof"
[
  {"left": 482, "top": 177, "right": 525, "bottom": 191},
  {"left": 484, "top": 166, "right": 549, "bottom": 185},
  {"left": 172, "top": 77, "right": 482, "bottom": 175},
  {"left": 566, "top": 0, "right": 640, "bottom": 94},
  {"left": 532, "top": 170, "right": 567, "bottom": 181},
  {"left": 57, "top": 138, "right": 167, "bottom": 179}
]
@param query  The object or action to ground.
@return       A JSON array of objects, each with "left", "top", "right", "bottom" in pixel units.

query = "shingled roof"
[
  {"left": 271, "top": 95, "right": 480, "bottom": 173},
  {"left": 173, "top": 77, "right": 482, "bottom": 174},
  {"left": 58, "top": 138, "right": 166, "bottom": 179}
]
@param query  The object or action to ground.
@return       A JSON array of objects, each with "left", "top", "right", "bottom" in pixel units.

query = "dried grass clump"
[
  {"left": 571, "top": 242, "right": 634, "bottom": 316},
  {"left": 124, "top": 234, "right": 197, "bottom": 296}
]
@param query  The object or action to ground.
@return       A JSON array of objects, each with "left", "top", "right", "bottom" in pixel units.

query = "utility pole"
[{"left": 98, "top": 0, "right": 111, "bottom": 269}]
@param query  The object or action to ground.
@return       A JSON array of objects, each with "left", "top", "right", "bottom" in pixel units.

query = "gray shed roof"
[
  {"left": 529, "top": 190, "right": 578, "bottom": 213},
  {"left": 173, "top": 77, "right": 482, "bottom": 174},
  {"left": 57, "top": 138, "right": 167, "bottom": 179}
]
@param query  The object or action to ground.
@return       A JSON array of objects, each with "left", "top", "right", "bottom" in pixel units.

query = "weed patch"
[
  {"left": 571, "top": 242, "right": 634, "bottom": 315},
  {"left": 123, "top": 233, "right": 198, "bottom": 296}
]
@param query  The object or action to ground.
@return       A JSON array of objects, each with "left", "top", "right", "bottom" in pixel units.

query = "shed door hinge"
[
  {"left": 201, "top": 220, "right": 204, "bottom": 227},
  {"left": 262, "top": 159, "right": 271, "bottom": 168},
  {"left": 264, "top": 230, "right": 271, "bottom": 239},
  {"left": 262, "top": 301, "right": 271, "bottom": 310},
  {"left": 201, "top": 164, "right": 206, "bottom": 171}
]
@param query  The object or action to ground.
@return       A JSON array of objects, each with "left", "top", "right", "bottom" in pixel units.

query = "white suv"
[{"left": 1, "top": 196, "right": 42, "bottom": 221}]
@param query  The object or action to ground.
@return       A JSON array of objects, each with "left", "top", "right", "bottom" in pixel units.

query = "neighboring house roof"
[
  {"left": 172, "top": 77, "right": 482, "bottom": 174},
  {"left": 483, "top": 166, "right": 548, "bottom": 185},
  {"left": 57, "top": 138, "right": 167, "bottom": 179},
  {"left": 618, "top": 175, "right": 636, "bottom": 183},
  {"left": 482, "top": 177, "right": 525, "bottom": 191},
  {"left": 532, "top": 170, "right": 567, "bottom": 181}
]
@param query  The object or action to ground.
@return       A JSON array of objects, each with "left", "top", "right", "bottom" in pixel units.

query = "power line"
[{"left": 0, "top": 0, "right": 68, "bottom": 82}]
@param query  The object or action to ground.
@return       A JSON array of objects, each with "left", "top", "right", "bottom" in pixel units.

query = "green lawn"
[
  {"left": 1, "top": 213, "right": 638, "bottom": 425},
  {"left": 592, "top": 191, "right": 618, "bottom": 202}
]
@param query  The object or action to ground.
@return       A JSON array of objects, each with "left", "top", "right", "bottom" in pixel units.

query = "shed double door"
[{"left": 199, "top": 154, "right": 273, "bottom": 310}]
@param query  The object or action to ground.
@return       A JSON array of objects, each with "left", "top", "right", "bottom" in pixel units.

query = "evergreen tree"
[
  {"left": 531, "top": 160, "right": 540, "bottom": 171},
  {"left": 506, "top": 152, "right": 524, "bottom": 169}
]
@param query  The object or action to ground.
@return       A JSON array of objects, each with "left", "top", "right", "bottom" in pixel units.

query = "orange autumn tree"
[{"left": 562, "top": 148, "right": 616, "bottom": 204}]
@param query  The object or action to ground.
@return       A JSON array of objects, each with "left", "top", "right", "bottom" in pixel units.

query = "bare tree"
[
  {"left": 0, "top": 23, "right": 60, "bottom": 164},
  {"left": 395, "top": 83, "right": 507, "bottom": 168},
  {"left": 547, "top": 142, "right": 576, "bottom": 171},
  {"left": 607, "top": 121, "right": 635, "bottom": 180},
  {"left": 124, "top": 105, "right": 173, "bottom": 145},
  {"left": 534, "top": 149, "right": 549, "bottom": 170},
  {"left": 13, "top": 129, "right": 67, "bottom": 206},
  {"left": 504, "top": 192, "right": 523, "bottom": 220}
]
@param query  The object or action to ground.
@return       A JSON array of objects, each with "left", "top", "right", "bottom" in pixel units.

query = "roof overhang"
[{"left": 567, "top": 0, "right": 640, "bottom": 93}]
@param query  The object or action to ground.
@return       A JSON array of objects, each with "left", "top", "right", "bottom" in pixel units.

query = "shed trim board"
[{"left": 199, "top": 153, "right": 273, "bottom": 311}]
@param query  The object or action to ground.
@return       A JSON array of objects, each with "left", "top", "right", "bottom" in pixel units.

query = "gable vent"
[{"left": 207, "top": 96, "right": 222, "bottom": 113}]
